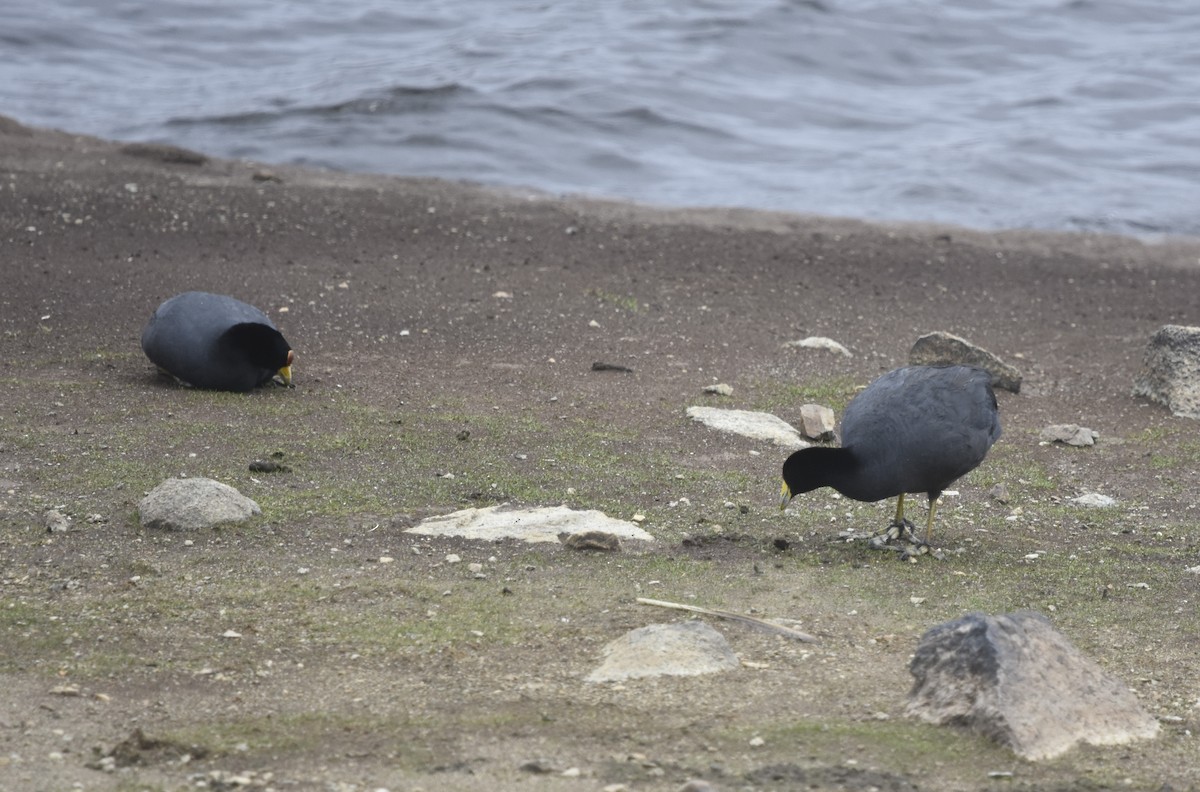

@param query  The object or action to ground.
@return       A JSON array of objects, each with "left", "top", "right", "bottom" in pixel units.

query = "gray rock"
[
  {"left": 586, "top": 621, "right": 740, "bottom": 682},
  {"left": 799, "top": 403, "right": 836, "bottom": 441},
  {"left": 686, "top": 406, "right": 809, "bottom": 450},
  {"left": 1039, "top": 424, "right": 1098, "bottom": 447},
  {"left": 908, "top": 331, "right": 1023, "bottom": 393},
  {"left": 906, "top": 611, "right": 1159, "bottom": 760},
  {"left": 408, "top": 504, "right": 653, "bottom": 544},
  {"left": 44, "top": 509, "right": 73, "bottom": 533},
  {"left": 702, "top": 383, "right": 733, "bottom": 396},
  {"left": 1132, "top": 324, "right": 1200, "bottom": 419},
  {"left": 139, "top": 477, "right": 261, "bottom": 531}
]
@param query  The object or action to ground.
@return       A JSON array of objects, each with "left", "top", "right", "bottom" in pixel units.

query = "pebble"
[
  {"left": 446, "top": 554, "right": 462, "bottom": 564},
  {"left": 702, "top": 383, "right": 733, "bottom": 396}
]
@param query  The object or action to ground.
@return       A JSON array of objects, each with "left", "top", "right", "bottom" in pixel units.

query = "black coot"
[
  {"left": 141, "top": 291, "right": 294, "bottom": 392},
  {"left": 780, "top": 365, "right": 1001, "bottom": 544}
]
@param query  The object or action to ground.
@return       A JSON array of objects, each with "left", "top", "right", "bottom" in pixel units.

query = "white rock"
[
  {"left": 138, "top": 477, "right": 261, "bottom": 531},
  {"left": 1071, "top": 493, "right": 1117, "bottom": 508},
  {"left": 409, "top": 504, "right": 654, "bottom": 544},
  {"left": 783, "top": 336, "right": 852, "bottom": 357},
  {"left": 702, "top": 383, "right": 733, "bottom": 396},
  {"left": 686, "top": 406, "right": 809, "bottom": 450}
]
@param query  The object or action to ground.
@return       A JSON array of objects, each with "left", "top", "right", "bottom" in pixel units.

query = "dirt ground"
[{"left": 1, "top": 115, "right": 1199, "bottom": 792}]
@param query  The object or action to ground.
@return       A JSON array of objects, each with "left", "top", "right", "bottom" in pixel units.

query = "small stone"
[
  {"left": 989, "top": 484, "right": 1010, "bottom": 504},
  {"left": 562, "top": 531, "right": 622, "bottom": 552},
  {"left": 631, "top": 513, "right": 646, "bottom": 523},
  {"left": 1039, "top": 424, "right": 1098, "bottom": 447},
  {"left": 799, "top": 403, "right": 836, "bottom": 441},
  {"left": 702, "top": 383, "right": 733, "bottom": 396},
  {"left": 44, "top": 509, "right": 72, "bottom": 533},
  {"left": 468, "top": 563, "right": 484, "bottom": 573},
  {"left": 783, "top": 336, "right": 852, "bottom": 357},
  {"left": 561, "top": 767, "right": 581, "bottom": 777},
  {"left": 221, "top": 630, "right": 242, "bottom": 639},
  {"left": 492, "top": 291, "right": 513, "bottom": 299},
  {"left": 445, "top": 554, "right": 462, "bottom": 564},
  {"left": 378, "top": 556, "right": 395, "bottom": 564},
  {"left": 748, "top": 736, "right": 765, "bottom": 747},
  {"left": 589, "top": 319, "right": 601, "bottom": 328}
]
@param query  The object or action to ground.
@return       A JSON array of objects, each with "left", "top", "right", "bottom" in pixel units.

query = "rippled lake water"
[{"left": 3, "top": 0, "right": 1199, "bottom": 236}]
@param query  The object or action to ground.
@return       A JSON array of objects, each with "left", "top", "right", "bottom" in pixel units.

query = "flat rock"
[
  {"left": 586, "top": 621, "right": 740, "bottom": 682},
  {"left": 783, "top": 336, "right": 852, "bottom": 357},
  {"left": 408, "top": 504, "right": 654, "bottom": 544},
  {"left": 1039, "top": 424, "right": 1098, "bottom": 447},
  {"left": 799, "top": 403, "right": 836, "bottom": 441},
  {"left": 686, "top": 406, "right": 809, "bottom": 450},
  {"left": 139, "top": 477, "right": 261, "bottom": 531},
  {"left": 1071, "top": 492, "right": 1117, "bottom": 508},
  {"left": 907, "top": 611, "right": 1158, "bottom": 760},
  {"left": 1132, "top": 324, "right": 1200, "bottom": 419},
  {"left": 908, "top": 331, "right": 1023, "bottom": 393}
]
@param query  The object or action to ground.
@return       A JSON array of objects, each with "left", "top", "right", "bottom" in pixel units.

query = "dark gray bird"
[
  {"left": 780, "top": 365, "right": 1000, "bottom": 545},
  {"left": 141, "top": 291, "right": 294, "bottom": 392}
]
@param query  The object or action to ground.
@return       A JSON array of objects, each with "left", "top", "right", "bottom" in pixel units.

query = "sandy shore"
[{"left": 2, "top": 115, "right": 1199, "bottom": 791}]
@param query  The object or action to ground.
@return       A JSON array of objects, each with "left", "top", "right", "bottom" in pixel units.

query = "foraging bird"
[
  {"left": 141, "top": 291, "right": 294, "bottom": 392},
  {"left": 780, "top": 365, "right": 1000, "bottom": 546}
]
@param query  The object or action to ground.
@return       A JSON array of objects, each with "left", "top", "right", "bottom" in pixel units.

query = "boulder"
[
  {"left": 139, "top": 477, "right": 261, "bottom": 531},
  {"left": 906, "top": 611, "right": 1158, "bottom": 760},
  {"left": 1132, "top": 324, "right": 1200, "bottom": 419},
  {"left": 586, "top": 621, "right": 739, "bottom": 682},
  {"left": 908, "top": 331, "right": 1022, "bottom": 393}
]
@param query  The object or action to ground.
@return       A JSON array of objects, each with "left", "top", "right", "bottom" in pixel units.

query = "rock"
[
  {"left": 586, "top": 622, "right": 740, "bottom": 682},
  {"left": 138, "top": 477, "right": 261, "bottom": 531},
  {"left": 1071, "top": 493, "right": 1117, "bottom": 508},
  {"left": 703, "top": 383, "right": 733, "bottom": 396},
  {"left": 908, "top": 331, "right": 1022, "bottom": 393},
  {"left": 906, "top": 611, "right": 1159, "bottom": 760},
  {"left": 44, "top": 509, "right": 72, "bottom": 533},
  {"left": 782, "top": 336, "right": 852, "bottom": 357},
  {"left": 561, "top": 530, "right": 622, "bottom": 552},
  {"left": 1039, "top": 424, "right": 1098, "bottom": 447},
  {"left": 408, "top": 504, "right": 654, "bottom": 544},
  {"left": 685, "top": 406, "right": 809, "bottom": 450},
  {"left": 799, "top": 403, "right": 836, "bottom": 440},
  {"left": 1132, "top": 324, "right": 1200, "bottom": 419},
  {"left": 988, "top": 484, "right": 1010, "bottom": 504}
]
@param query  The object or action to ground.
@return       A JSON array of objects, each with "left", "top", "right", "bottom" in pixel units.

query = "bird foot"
[{"left": 867, "top": 520, "right": 944, "bottom": 561}]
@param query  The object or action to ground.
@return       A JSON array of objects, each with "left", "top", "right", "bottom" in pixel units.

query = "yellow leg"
[
  {"left": 925, "top": 497, "right": 939, "bottom": 545},
  {"left": 893, "top": 493, "right": 906, "bottom": 525}
]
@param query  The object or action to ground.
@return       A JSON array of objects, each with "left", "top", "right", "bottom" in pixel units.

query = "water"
[{"left": 3, "top": 0, "right": 1200, "bottom": 236}]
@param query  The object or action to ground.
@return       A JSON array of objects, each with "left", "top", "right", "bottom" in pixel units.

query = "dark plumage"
[
  {"left": 780, "top": 365, "right": 1001, "bottom": 544},
  {"left": 141, "top": 291, "right": 294, "bottom": 392}
]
